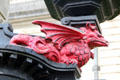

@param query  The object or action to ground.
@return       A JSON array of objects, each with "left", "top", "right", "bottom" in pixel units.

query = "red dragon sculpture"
[{"left": 10, "top": 21, "right": 108, "bottom": 68}]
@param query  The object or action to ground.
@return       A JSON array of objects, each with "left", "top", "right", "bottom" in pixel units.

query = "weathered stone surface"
[
  {"left": 9, "top": 0, "right": 49, "bottom": 19},
  {"left": 0, "top": 0, "right": 9, "bottom": 22}
]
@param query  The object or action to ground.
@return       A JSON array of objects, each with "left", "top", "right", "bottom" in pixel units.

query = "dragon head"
[{"left": 80, "top": 23, "right": 108, "bottom": 49}]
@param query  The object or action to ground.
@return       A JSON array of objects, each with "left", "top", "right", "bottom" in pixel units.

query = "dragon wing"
[{"left": 32, "top": 20, "right": 84, "bottom": 49}]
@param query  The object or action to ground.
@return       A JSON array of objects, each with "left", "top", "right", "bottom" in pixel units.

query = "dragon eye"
[
  {"left": 91, "top": 25, "right": 96, "bottom": 30},
  {"left": 97, "top": 33, "right": 102, "bottom": 37},
  {"left": 96, "top": 32, "right": 102, "bottom": 37}
]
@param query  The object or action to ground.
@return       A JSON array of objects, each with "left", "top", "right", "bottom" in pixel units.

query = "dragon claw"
[{"left": 69, "top": 59, "right": 78, "bottom": 64}]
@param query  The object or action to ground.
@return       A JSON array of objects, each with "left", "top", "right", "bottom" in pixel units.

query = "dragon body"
[{"left": 10, "top": 21, "right": 108, "bottom": 68}]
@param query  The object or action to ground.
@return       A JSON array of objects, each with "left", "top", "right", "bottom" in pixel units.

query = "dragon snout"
[
  {"left": 97, "top": 36, "right": 108, "bottom": 46},
  {"left": 101, "top": 40, "right": 108, "bottom": 46},
  {"left": 88, "top": 37, "right": 108, "bottom": 49},
  {"left": 97, "top": 40, "right": 108, "bottom": 47}
]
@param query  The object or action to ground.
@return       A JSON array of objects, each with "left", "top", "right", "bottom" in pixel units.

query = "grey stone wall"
[
  {"left": 0, "top": 0, "right": 9, "bottom": 22},
  {"left": 9, "top": 0, "right": 49, "bottom": 19}
]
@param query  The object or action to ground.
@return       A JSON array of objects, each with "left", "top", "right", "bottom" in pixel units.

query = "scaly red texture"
[{"left": 10, "top": 21, "right": 108, "bottom": 68}]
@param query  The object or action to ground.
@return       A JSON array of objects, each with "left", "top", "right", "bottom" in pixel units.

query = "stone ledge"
[
  {"left": 9, "top": 0, "right": 49, "bottom": 20},
  {"left": 9, "top": 9, "right": 49, "bottom": 19}
]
